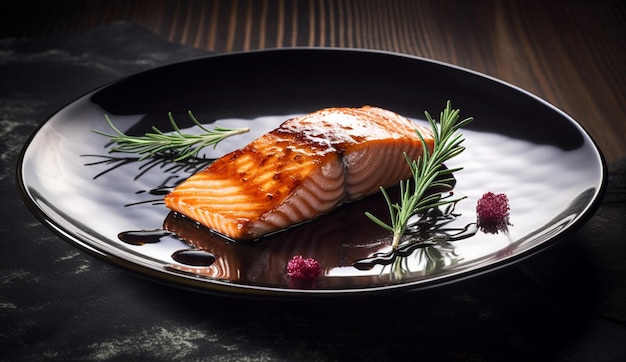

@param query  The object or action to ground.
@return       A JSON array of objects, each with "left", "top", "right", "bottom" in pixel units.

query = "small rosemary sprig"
[
  {"left": 365, "top": 101, "right": 473, "bottom": 250},
  {"left": 94, "top": 111, "right": 249, "bottom": 161}
]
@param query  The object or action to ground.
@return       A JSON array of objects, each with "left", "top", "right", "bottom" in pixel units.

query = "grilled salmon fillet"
[{"left": 164, "top": 106, "right": 434, "bottom": 241}]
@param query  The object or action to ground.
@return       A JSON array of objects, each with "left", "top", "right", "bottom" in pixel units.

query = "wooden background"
[{"left": 2, "top": 0, "right": 624, "bottom": 162}]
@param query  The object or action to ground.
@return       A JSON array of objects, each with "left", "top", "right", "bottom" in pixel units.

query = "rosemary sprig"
[
  {"left": 94, "top": 111, "right": 249, "bottom": 161},
  {"left": 365, "top": 101, "right": 473, "bottom": 249}
]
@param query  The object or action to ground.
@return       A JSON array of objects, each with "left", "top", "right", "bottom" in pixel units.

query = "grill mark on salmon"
[{"left": 164, "top": 106, "right": 434, "bottom": 241}]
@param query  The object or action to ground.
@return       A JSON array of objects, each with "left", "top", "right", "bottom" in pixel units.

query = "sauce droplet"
[
  {"left": 118, "top": 229, "right": 173, "bottom": 245},
  {"left": 149, "top": 186, "right": 175, "bottom": 195},
  {"left": 171, "top": 249, "right": 216, "bottom": 266}
]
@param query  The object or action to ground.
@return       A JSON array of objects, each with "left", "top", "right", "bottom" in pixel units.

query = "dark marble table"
[{"left": 2, "top": 3, "right": 625, "bottom": 361}]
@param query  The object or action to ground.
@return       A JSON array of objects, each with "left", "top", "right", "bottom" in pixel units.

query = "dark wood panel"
[{"left": 2, "top": 0, "right": 624, "bottom": 161}]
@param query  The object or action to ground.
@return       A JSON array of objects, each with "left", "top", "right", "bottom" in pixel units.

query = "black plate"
[{"left": 17, "top": 49, "right": 606, "bottom": 298}]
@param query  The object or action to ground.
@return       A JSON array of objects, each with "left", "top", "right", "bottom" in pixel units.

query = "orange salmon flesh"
[{"left": 164, "top": 106, "right": 434, "bottom": 241}]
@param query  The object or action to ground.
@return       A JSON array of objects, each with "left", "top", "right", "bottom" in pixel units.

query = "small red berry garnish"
[
  {"left": 476, "top": 192, "right": 511, "bottom": 233},
  {"left": 287, "top": 255, "right": 321, "bottom": 280}
]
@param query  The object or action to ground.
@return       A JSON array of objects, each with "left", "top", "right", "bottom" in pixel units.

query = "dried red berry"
[
  {"left": 287, "top": 255, "right": 321, "bottom": 280},
  {"left": 476, "top": 192, "right": 511, "bottom": 232}
]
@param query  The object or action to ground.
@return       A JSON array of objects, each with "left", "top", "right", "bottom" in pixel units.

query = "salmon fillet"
[{"left": 164, "top": 106, "right": 434, "bottom": 241}]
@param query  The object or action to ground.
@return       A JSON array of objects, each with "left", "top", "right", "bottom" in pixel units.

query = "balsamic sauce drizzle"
[
  {"left": 118, "top": 229, "right": 217, "bottom": 267},
  {"left": 352, "top": 223, "right": 477, "bottom": 270}
]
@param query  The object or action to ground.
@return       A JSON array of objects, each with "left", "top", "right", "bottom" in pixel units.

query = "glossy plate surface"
[{"left": 18, "top": 49, "right": 606, "bottom": 298}]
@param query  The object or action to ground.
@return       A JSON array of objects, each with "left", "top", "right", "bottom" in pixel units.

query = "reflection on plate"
[{"left": 17, "top": 49, "right": 606, "bottom": 298}]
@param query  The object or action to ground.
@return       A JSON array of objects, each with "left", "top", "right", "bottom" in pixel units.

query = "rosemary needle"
[
  {"left": 365, "top": 101, "right": 473, "bottom": 249},
  {"left": 94, "top": 111, "right": 249, "bottom": 162}
]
